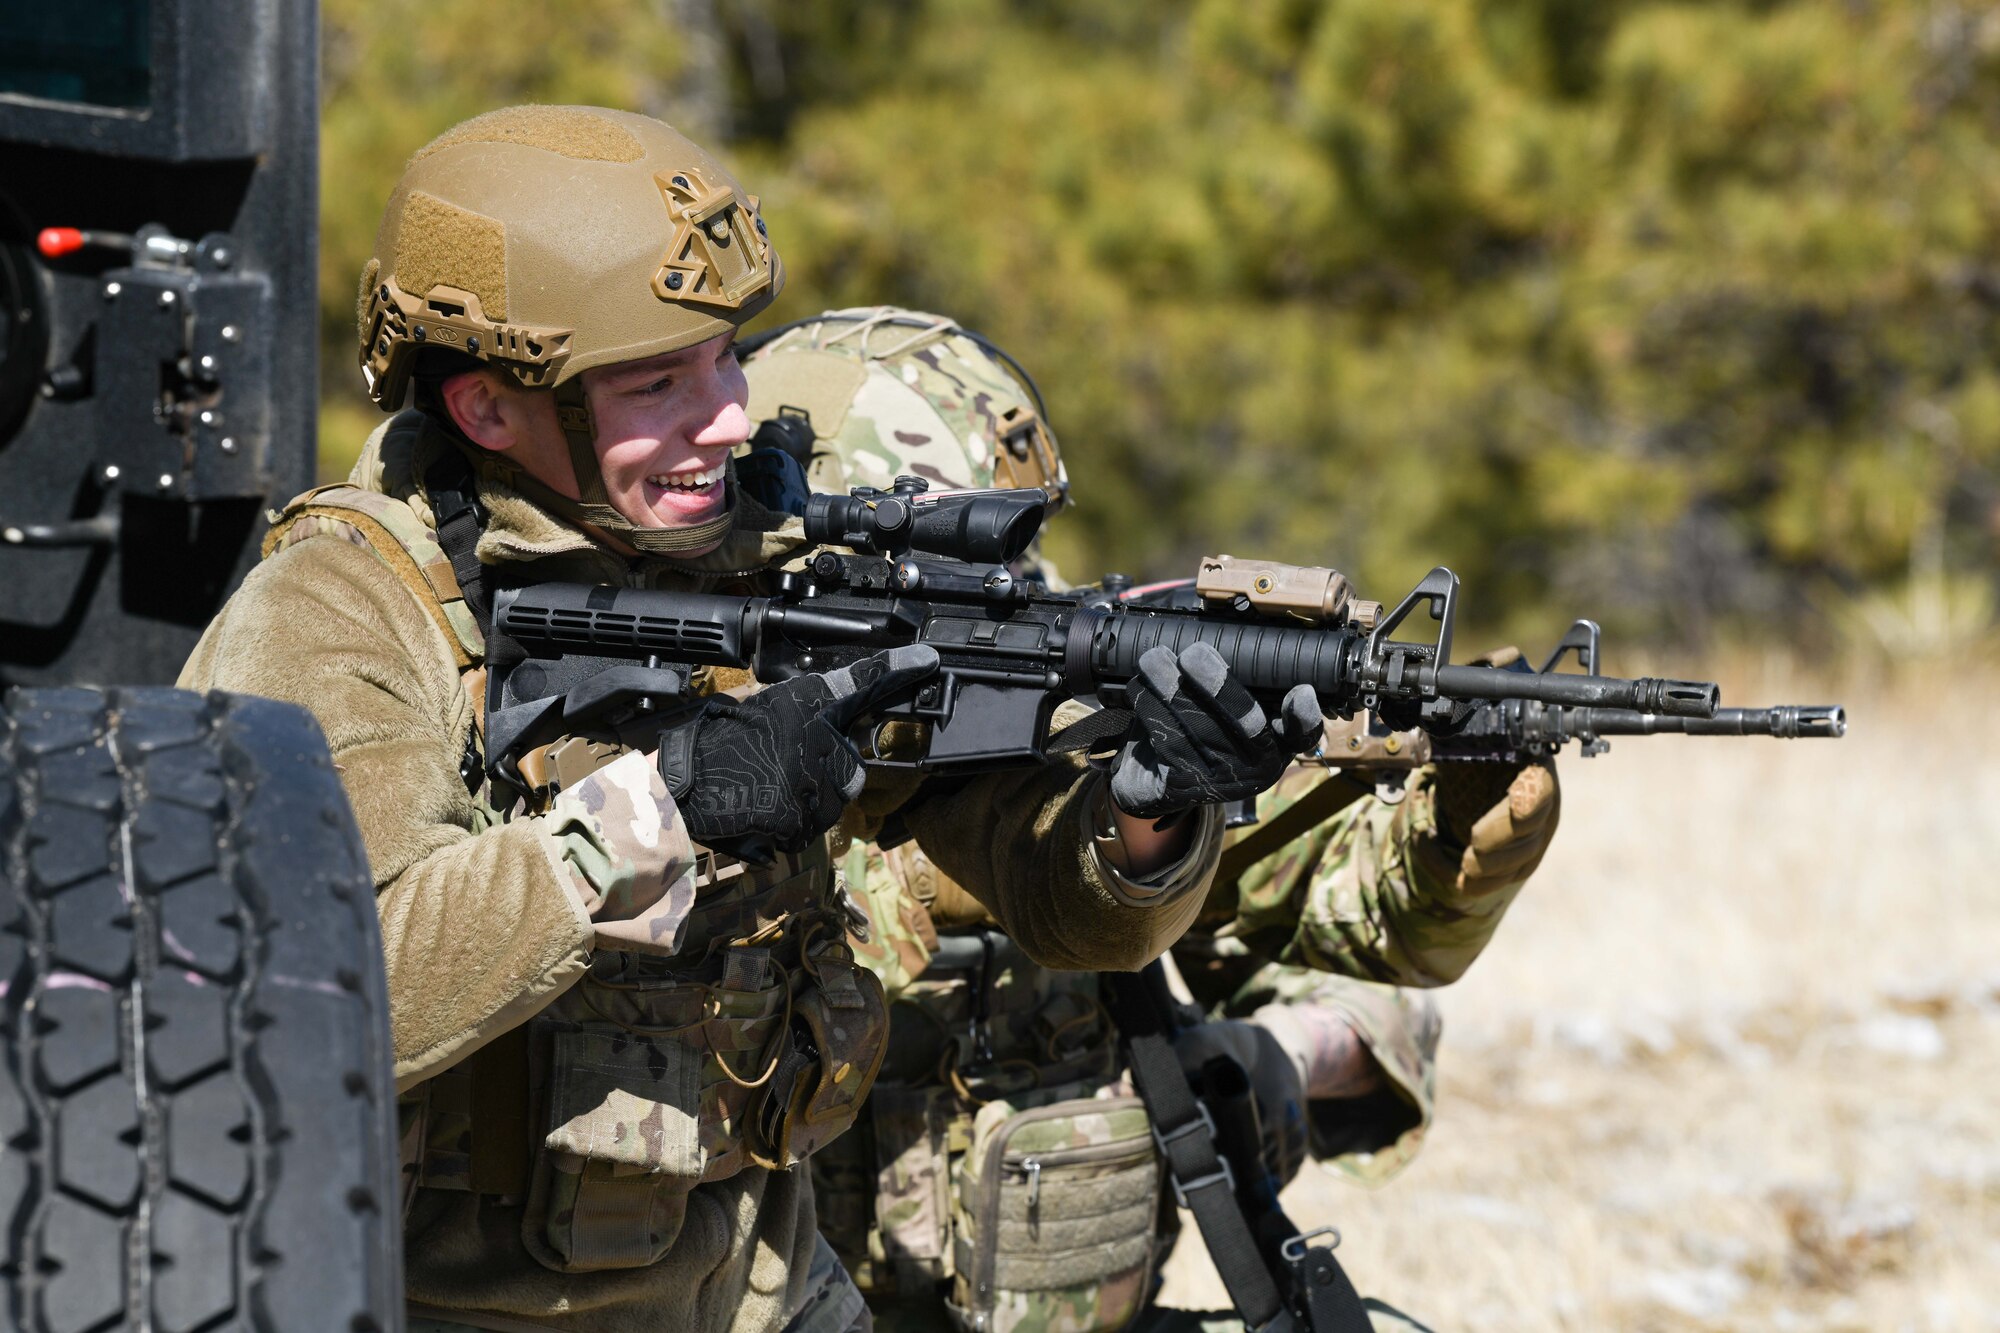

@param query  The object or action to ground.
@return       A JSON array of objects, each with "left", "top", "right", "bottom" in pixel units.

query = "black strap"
[
  {"left": 1106, "top": 969, "right": 1291, "bottom": 1333},
  {"left": 1105, "top": 963, "right": 1374, "bottom": 1333},
  {"left": 424, "top": 448, "right": 494, "bottom": 794},
  {"left": 423, "top": 448, "right": 494, "bottom": 633},
  {"left": 1046, "top": 705, "right": 1135, "bottom": 757},
  {"left": 1295, "top": 1244, "right": 1373, "bottom": 1333}
]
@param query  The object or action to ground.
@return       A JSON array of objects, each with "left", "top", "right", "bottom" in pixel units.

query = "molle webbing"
[{"left": 262, "top": 485, "right": 486, "bottom": 666}]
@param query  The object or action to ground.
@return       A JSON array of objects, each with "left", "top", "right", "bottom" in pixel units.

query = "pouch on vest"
[
  {"left": 519, "top": 941, "right": 792, "bottom": 1273},
  {"left": 867, "top": 1082, "right": 957, "bottom": 1291},
  {"left": 523, "top": 1027, "right": 706, "bottom": 1274},
  {"left": 750, "top": 940, "right": 890, "bottom": 1169},
  {"left": 948, "top": 1093, "right": 1166, "bottom": 1333}
]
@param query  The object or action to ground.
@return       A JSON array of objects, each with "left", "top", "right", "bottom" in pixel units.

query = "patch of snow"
[
  {"left": 1641, "top": 1265, "right": 1748, "bottom": 1319},
  {"left": 1852, "top": 1014, "right": 1946, "bottom": 1061}
]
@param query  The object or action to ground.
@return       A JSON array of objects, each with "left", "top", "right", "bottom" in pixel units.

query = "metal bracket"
[
  {"left": 1363, "top": 566, "right": 1459, "bottom": 701},
  {"left": 1536, "top": 621, "right": 1609, "bottom": 756},
  {"left": 1538, "top": 618, "right": 1602, "bottom": 676},
  {"left": 1279, "top": 1225, "right": 1343, "bottom": 1263},
  {"left": 1151, "top": 1101, "right": 1219, "bottom": 1154},
  {"left": 1168, "top": 1157, "right": 1236, "bottom": 1210},
  {"left": 92, "top": 227, "right": 272, "bottom": 504}
]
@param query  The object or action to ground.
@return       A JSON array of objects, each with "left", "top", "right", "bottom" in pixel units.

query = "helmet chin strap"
[{"left": 541, "top": 377, "right": 739, "bottom": 556}]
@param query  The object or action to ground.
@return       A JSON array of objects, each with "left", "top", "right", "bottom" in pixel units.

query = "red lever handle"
[{"left": 36, "top": 227, "right": 86, "bottom": 258}]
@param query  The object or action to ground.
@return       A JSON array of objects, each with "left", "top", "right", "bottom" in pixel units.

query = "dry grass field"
[{"left": 1158, "top": 658, "right": 2000, "bottom": 1330}]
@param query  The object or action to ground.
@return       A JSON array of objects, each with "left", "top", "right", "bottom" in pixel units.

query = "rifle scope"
[{"left": 805, "top": 479, "right": 1045, "bottom": 565}]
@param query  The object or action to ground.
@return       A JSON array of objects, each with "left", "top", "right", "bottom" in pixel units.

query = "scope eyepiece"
[{"left": 805, "top": 486, "right": 1046, "bottom": 564}]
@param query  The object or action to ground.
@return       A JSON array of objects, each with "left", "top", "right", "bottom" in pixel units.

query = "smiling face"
[
  {"left": 582, "top": 334, "right": 751, "bottom": 532},
  {"left": 441, "top": 331, "right": 752, "bottom": 555}
]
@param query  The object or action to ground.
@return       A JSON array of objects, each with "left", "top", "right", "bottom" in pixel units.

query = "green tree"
[{"left": 321, "top": 0, "right": 2000, "bottom": 649}]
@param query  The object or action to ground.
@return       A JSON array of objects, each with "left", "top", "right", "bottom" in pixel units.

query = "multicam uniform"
[
  {"left": 815, "top": 825, "right": 1445, "bottom": 1333},
  {"left": 741, "top": 311, "right": 1559, "bottom": 1332},
  {"left": 181, "top": 114, "right": 1233, "bottom": 1333}
]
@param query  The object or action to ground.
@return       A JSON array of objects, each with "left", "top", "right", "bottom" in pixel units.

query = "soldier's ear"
[{"left": 440, "top": 367, "right": 525, "bottom": 454}]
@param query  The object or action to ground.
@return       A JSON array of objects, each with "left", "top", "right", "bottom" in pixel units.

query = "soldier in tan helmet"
[{"left": 179, "top": 108, "right": 1330, "bottom": 1333}]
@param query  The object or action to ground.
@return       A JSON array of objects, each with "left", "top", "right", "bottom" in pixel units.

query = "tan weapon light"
[{"left": 1194, "top": 555, "right": 1382, "bottom": 627}]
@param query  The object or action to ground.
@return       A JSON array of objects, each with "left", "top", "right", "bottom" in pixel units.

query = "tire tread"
[{"left": 1, "top": 686, "right": 399, "bottom": 1332}]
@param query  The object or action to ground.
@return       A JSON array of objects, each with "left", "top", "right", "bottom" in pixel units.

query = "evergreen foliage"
[{"left": 321, "top": 0, "right": 2000, "bottom": 646}]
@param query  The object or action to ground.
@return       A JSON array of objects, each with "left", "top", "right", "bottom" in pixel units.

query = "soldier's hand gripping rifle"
[{"left": 478, "top": 478, "right": 1720, "bottom": 793}]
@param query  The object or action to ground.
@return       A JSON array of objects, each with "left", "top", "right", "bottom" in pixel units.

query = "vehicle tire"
[{"left": 1, "top": 686, "right": 401, "bottom": 1332}]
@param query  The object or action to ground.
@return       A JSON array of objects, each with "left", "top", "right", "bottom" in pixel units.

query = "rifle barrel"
[
  {"left": 1434, "top": 665, "right": 1718, "bottom": 718},
  {"left": 1577, "top": 704, "right": 1845, "bottom": 738}
]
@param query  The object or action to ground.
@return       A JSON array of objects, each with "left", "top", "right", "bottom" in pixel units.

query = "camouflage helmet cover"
[
  {"left": 358, "top": 105, "right": 783, "bottom": 410},
  {"left": 740, "top": 307, "right": 1068, "bottom": 513}
]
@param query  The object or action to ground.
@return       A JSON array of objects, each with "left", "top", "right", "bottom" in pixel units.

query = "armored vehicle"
[{"left": 1, "top": 4, "right": 403, "bottom": 1329}]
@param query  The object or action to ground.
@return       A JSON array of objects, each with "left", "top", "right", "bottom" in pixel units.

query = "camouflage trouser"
[
  {"left": 783, "top": 1233, "right": 873, "bottom": 1333},
  {"left": 864, "top": 1290, "right": 1431, "bottom": 1333},
  {"left": 1133, "top": 1298, "right": 1437, "bottom": 1333},
  {"left": 405, "top": 1234, "right": 869, "bottom": 1333}
]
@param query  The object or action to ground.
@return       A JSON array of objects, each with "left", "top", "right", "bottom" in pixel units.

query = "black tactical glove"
[
  {"left": 660, "top": 645, "right": 939, "bottom": 859},
  {"left": 1110, "top": 642, "right": 1323, "bottom": 821}
]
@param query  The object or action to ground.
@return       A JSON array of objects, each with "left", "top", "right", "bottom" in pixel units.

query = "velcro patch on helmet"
[
  {"left": 409, "top": 105, "right": 645, "bottom": 165},
  {"left": 652, "top": 168, "right": 774, "bottom": 310},
  {"left": 742, "top": 348, "right": 868, "bottom": 443},
  {"left": 396, "top": 191, "right": 509, "bottom": 322},
  {"left": 357, "top": 257, "right": 381, "bottom": 342}
]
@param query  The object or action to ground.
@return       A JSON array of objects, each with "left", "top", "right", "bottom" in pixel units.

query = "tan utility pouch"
[
  {"left": 948, "top": 1092, "right": 1164, "bottom": 1332},
  {"left": 524, "top": 1027, "right": 707, "bottom": 1273},
  {"left": 866, "top": 1083, "right": 958, "bottom": 1289},
  {"left": 520, "top": 946, "right": 791, "bottom": 1273},
  {"left": 751, "top": 944, "right": 890, "bottom": 1168}
]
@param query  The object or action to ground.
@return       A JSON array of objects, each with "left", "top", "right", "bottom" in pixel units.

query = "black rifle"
[
  {"left": 1294, "top": 615, "right": 1844, "bottom": 778},
  {"left": 479, "top": 477, "right": 1721, "bottom": 790},
  {"left": 1450, "top": 616, "right": 1843, "bottom": 756}
]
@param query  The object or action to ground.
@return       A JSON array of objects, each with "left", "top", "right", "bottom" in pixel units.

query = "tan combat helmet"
[
  {"left": 739, "top": 307, "right": 1068, "bottom": 513},
  {"left": 357, "top": 105, "right": 782, "bottom": 553}
]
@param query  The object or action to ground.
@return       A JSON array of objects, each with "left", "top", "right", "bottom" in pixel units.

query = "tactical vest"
[
  {"left": 817, "top": 840, "right": 1175, "bottom": 1332},
  {"left": 264, "top": 421, "right": 888, "bottom": 1275}
]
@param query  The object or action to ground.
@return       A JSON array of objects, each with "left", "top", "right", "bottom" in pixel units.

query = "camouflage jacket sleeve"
[
  {"left": 1216, "top": 764, "right": 1532, "bottom": 987},
  {"left": 179, "top": 535, "right": 691, "bottom": 1090},
  {"left": 856, "top": 704, "right": 1224, "bottom": 973},
  {"left": 1209, "top": 958, "right": 1440, "bottom": 1186},
  {"left": 545, "top": 749, "right": 699, "bottom": 955},
  {"left": 1295, "top": 974, "right": 1440, "bottom": 1185},
  {"left": 838, "top": 838, "right": 937, "bottom": 1002}
]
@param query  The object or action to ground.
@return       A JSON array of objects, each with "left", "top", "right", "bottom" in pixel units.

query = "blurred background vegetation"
[{"left": 320, "top": 0, "right": 2000, "bottom": 655}]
